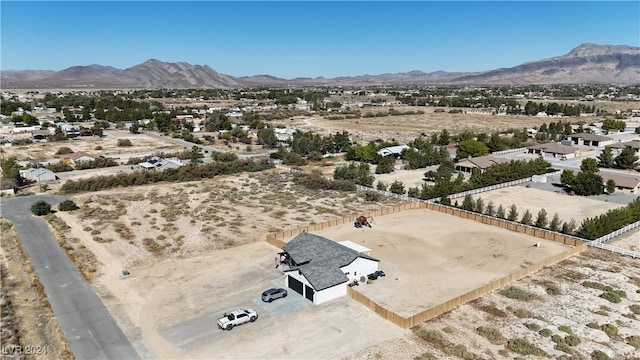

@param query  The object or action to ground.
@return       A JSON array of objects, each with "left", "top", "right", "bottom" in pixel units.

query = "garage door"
[
  {"left": 305, "top": 285, "right": 314, "bottom": 302},
  {"left": 288, "top": 276, "right": 303, "bottom": 296}
]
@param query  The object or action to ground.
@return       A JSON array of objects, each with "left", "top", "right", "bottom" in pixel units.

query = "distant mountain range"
[{"left": 1, "top": 43, "right": 638, "bottom": 89}]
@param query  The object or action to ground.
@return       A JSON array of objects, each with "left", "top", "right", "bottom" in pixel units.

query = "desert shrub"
[
  {"left": 538, "top": 328, "right": 553, "bottom": 337},
  {"left": 599, "top": 290, "right": 622, "bottom": 303},
  {"left": 417, "top": 329, "right": 447, "bottom": 348},
  {"left": 414, "top": 353, "right": 438, "bottom": 360},
  {"left": 376, "top": 181, "right": 387, "bottom": 191},
  {"left": 582, "top": 281, "right": 610, "bottom": 291},
  {"left": 565, "top": 335, "right": 581, "bottom": 346},
  {"left": 587, "top": 322, "right": 600, "bottom": 329},
  {"left": 551, "top": 334, "right": 564, "bottom": 344},
  {"left": 591, "top": 350, "right": 611, "bottom": 360},
  {"left": 524, "top": 323, "right": 540, "bottom": 331},
  {"left": 545, "top": 284, "right": 561, "bottom": 295},
  {"left": 442, "top": 326, "right": 455, "bottom": 334},
  {"left": 55, "top": 147, "right": 74, "bottom": 155},
  {"left": 117, "top": 139, "right": 133, "bottom": 147},
  {"left": 554, "top": 342, "right": 572, "bottom": 354},
  {"left": 443, "top": 344, "right": 474, "bottom": 359},
  {"left": 476, "top": 304, "right": 507, "bottom": 318},
  {"left": 594, "top": 310, "right": 609, "bottom": 316},
  {"left": 95, "top": 145, "right": 103, "bottom": 150},
  {"left": 506, "top": 338, "right": 547, "bottom": 356},
  {"left": 83, "top": 226, "right": 92, "bottom": 232},
  {"left": 600, "top": 323, "right": 618, "bottom": 337},
  {"left": 211, "top": 152, "right": 238, "bottom": 162},
  {"left": 627, "top": 335, "right": 640, "bottom": 349},
  {"left": 90, "top": 229, "right": 101, "bottom": 235},
  {"left": 58, "top": 199, "right": 79, "bottom": 211},
  {"left": 501, "top": 286, "right": 530, "bottom": 301},
  {"left": 364, "top": 191, "right": 382, "bottom": 202},
  {"left": 476, "top": 326, "right": 505, "bottom": 344},
  {"left": 513, "top": 308, "right": 532, "bottom": 318},
  {"left": 558, "top": 325, "right": 573, "bottom": 334},
  {"left": 31, "top": 200, "right": 51, "bottom": 216},
  {"left": 628, "top": 304, "right": 640, "bottom": 315},
  {"left": 45, "top": 162, "right": 74, "bottom": 172}
]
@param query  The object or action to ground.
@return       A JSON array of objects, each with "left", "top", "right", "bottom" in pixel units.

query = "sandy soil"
[
  {"left": 279, "top": 107, "right": 553, "bottom": 144},
  {"left": 54, "top": 181, "right": 600, "bottom": 360},
  {"left": 304, "top": 208, "right": 569, "bottom": 316}
]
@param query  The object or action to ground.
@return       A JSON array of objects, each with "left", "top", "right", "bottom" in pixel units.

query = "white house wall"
[
  {"left": 340, "top": 257, "right": 379, "bottom": 282},
  {"left": 315, "top": 283, "right": 346, "bottom": 305}
]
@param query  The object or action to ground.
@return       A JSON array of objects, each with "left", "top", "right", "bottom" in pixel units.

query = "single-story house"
[
  {"left": 454, "top": 155, "right": 509, "bottom": 174},
  {"left": 377, "top": 145, "right": 410, "bottom": 157},
  {"left": 279, "top": 232, "right": 379, "bottom": 305},
  {"left": 136, "top": 156, "right": 184, "bottom": 171},
  {"left": 61, "top": 152, "right": 98, "bottom": 166},
  {"left": 608, "top": 140, "right": 640, "bottom": 156},
  {"left": 599, "top": 172, "right": 640, "bottom": 193},
  {"left": 19, "top": 168, "right": 58, "bottom": 183},
  {"left": 31, "top": 129, "right": 51, "bottom": 142},
  {"left": 567, "top": 133, "right": 614, "bottom": 148},
  {"left": 526, "top": 142, "right": 579, "bottom": 159}
]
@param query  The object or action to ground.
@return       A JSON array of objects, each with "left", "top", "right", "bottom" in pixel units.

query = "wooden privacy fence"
[{"left": 348, "top": 242, "right": 588, "bottom": 329}]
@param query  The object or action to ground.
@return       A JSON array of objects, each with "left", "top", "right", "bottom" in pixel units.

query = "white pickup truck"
[{"left": 217, "top": 309, "right": 258, "bottom": 330}]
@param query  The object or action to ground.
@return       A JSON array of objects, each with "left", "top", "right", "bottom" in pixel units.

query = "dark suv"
[{"left": 261, "top": 288, "right": 288, "bottom": 302}]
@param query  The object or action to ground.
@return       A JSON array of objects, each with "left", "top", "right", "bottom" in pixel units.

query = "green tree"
[
  {"left": 256, "top": 128, "right": 278, "bottom": 149},
  {"left": 597, "top": 147, "right": 615, "bottom": 168},
  {"left": 461, "top": 195, "right": 476, "bottom": 211},
  {"left": 605, "top": 179, "right": 616, "bottom": 194},
  {"left": 614, "top": 146, "right": 639, "bottom": 169},
  {"left": 485, "top": 201, "right": 496, "bottom": 216},
  {"left": 507, "top": 204, "right": 519, "bottom": 221},
  {"left": 0, "top": 157, "right": 21, "bottom": 190},
  {"left": 31, "top": 200, "right": 52, "bottom": 216},
  {"left": 549, "top": 213, "right": 561, "bottom": 232},
  {"left": 580, "top": 158, "right": 599, "bottom": 173},
  {"left": 560, "top": 169, "right": 575, "bottom": 188},
  {"left": 456, "top": 139, "right": 489, "bottom": 159},
  {"left": 437, "top": 129, "right": 451, "bottom": 145},
  {"left": 389, "top": 180, "right": 406, "bottom": 195},
  {"left": 375, "top": 156, "right": 395, "bottom": 174},
  {"left": 521, "top": 210, "right": 533, "bottom": 225},
  {"left": 475, "top": 197, "right": 485, "bottom": 213},
  {"left": 496, "top": 204, "right": 506, "bottom": 219},
  {"left": 535, "top": 208, "right": 549, "bottom": 228},
  {"left": 572, "top": 172, "right": 604, "bottom": 196},
  {"left": 130, "top": 121, "right": 141, "bottom": 134}
]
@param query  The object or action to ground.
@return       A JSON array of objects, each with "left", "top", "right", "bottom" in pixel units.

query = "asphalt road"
[{"left": 0, "top": 195, "right": 140, "bottom": 360}]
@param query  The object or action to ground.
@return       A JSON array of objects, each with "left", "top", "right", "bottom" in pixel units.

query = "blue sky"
[{"left": 1, "top": 1, "right": 639, "bottom": 78}]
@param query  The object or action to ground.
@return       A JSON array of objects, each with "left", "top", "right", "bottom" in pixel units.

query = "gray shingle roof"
[
  {"left": 569, "top": 132, "right": 612, "bottom": 142},
  {"left": 282, "top": 232, "right": 379, "bottom": 291}
]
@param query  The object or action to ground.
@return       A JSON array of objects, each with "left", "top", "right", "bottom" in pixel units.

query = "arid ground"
[{"left": 2, "top": 106, "right": 640, "bottom": 359}]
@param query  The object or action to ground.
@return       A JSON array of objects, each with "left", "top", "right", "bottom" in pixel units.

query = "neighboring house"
[
  {"left": 19, "top": 168, "right": 58, "bottom": 183},
  {"left": 377, "top": 145, "right": 410, "bottom": 157},
  {"left": 599, "top": 172, "right": 640, "bottom": 193},
  {"left": 136, "top": 156, "right": 184, "bottom": 171},
  {"left": 568, "top": 133, "right": 614, "bottom": 147},
  {"left": 454, "top": 155, "right": 509, "bottom": 174},
  {"left": 279, "top": 232, "right": 379, "bottom": 305},
  {"left": 61, "top": 152, "right": 98, "bottom": 166},
  {"left": 608, "top": 140, "right": 640, "bottom": 156},
  {"left": 31, "top": 129, "right": 51, "bottom": 142},
  {"left": 527, "top": 142, "right": 579, "bottom": 159}
]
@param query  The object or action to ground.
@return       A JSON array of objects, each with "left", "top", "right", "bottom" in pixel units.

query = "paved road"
[{"left": 0, "top": 195, "right": 140, "bottom": 360}]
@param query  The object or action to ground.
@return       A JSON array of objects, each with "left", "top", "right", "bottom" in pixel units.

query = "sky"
[{"left": 1, "top": 1, "right": 639, "bottom": 79}]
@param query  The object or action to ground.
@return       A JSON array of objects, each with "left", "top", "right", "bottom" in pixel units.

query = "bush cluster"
[{"left": 60, "top": 159, "right": 274, "bottom": 194}]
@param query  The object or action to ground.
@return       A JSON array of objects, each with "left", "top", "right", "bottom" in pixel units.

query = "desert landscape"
[{"left": 2, "top": 105, "right": 640, "bottom": 359}]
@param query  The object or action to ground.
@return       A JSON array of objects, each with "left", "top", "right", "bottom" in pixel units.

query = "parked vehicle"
[
  {"left": 348, "top": 279, "right": 359, "bottom": 287},
  {"left": 217, "top": 309, "right": 258, "bottom": 330},
  {"left": 367, "top": 273, "right": 379, "bottom": 280},
  {"left": 261, "top": 288, "right": 288, "bottom": 303},
  {"left": 374, "top": 270, "right": 386, "bottom": 277}
]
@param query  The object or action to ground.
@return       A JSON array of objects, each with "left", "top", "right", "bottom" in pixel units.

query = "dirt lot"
[{"left": 44, "top": 167, "right": 637, "bottom": 359}]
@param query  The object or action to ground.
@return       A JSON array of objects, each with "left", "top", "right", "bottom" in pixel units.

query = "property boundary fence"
[
  {"left": 347, "top": 243, "right": 587, "bottom": 329},
  {"left": 271, "top": 164, "right": 639, "bottom": 257},
  {"left": 491, "top": 147, "right": 528, "bottom": 155}
]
